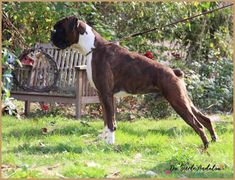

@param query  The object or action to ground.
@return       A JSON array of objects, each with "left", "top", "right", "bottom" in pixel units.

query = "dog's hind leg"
[
  {"left": 190, "top": 104, "right": 218, "bottom": 142},
  {"left": 169, "top": 99, "right": 209, "bottom": 149},
  {"left": 171, "top": 102, "right": 209, "bottom": 148},
  {"left": 163, "top": 81, "right": 209, "bottom": 148}
]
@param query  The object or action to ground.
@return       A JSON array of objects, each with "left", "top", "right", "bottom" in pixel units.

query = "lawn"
[{"left": 2, "top": 114, "right": 233, "bottom": 178}]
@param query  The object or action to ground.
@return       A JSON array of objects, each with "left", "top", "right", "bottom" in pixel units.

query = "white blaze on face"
[{"left": 74, "top": 22, "right": 96, "bottom": 89}]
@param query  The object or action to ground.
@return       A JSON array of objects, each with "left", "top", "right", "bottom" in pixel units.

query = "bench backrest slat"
[
  {"left": 34, "top": 43, "right": 87, "bottom": 94},
  {"left": 14, "top": 43, "right": 97, "bottom": 96},
  {"left": 69, "top": 50, "right": 75, "bottom": 87}
]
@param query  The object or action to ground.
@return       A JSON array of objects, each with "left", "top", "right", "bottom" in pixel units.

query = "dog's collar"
[{"left": 85, "top": 48, "right": 95, "bottom": 56}]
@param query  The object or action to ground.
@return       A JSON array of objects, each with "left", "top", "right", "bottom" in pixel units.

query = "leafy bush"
[
  {"left": 2, "top": 49, "right": 21, "bottom": 115},
  {"left": 2, "top": 2, "right": 233, "bottom": 117},
  {"left": 143, "top": 94, "right": 174, "bottom": 118},
  {"left": 185, "top": 58, "right": 233, "bottom": 112}
]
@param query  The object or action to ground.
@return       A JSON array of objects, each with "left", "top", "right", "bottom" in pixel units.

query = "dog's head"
[{"left": 51, "top": 16, "right": 87, "bottom": 49}]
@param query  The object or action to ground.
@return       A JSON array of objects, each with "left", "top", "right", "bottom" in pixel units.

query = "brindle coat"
[{"left": 51, "top": 16, "right": 218, "bottom": 149}]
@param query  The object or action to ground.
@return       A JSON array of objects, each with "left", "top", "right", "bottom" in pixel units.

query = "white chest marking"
[
  {"left": 73, "top": 23, "right": 97, "bottom": 89},
  {"left": 77, "top": 23, "right": 95, "bottom": 55}
]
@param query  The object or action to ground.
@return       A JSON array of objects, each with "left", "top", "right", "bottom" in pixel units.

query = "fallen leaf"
[
  {"left": 85, "top": 161, "right": 100, "bottom": 167},
  {"left": 47, "top": 163, "right": 60, "bottom": 170},
  {"left": 114, "top": 145, "right": 122, "bottom": 152},
  {"left": 80, "top": 134, "right": 91, "bottom": 138},
  {"left": 106, "top": 171, "right": 120, "bottom": 178},
  {"left": 180, "top": 174, "right": 188, "bottom": 178},
  {"left": 41, "top": 128, "right": 48, "bottom": 135},
  {"left": 1, "top": 164, "right": 18, "bottom": 170},
  {"left": 49, "top": 121, "right": 56, "bottom": 126},
  {"left": 39, "top": 142, "right": 46, "bottom": 148},
  {"left": 56, "top": 173, "right": 67, "bottom": 178},
  {"left": 146, "top": 170, "right": 157, "bottom": 176},
  {"left": 129, "top": 114, "right": 136, "bottom": 120},
  {"left": 133, "top": 153, "right": 142, "bottom": 163}
]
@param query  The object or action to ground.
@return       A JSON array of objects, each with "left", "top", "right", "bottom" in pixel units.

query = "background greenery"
[{"left": 2, "top": 1, "right": 233, "bottom": 116}]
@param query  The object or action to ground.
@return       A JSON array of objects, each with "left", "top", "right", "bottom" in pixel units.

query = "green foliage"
[
  {"left": 2, "top": 49, "right": 21, "bottom": 100},
  {"left": 1, "top": 49, "right": 22, "bottom": 116},
  {"left": 185, "top": 58, "right": 233, "bottom": 112},
  {"left": 143, "top": 94, "right": 174, "bottom": 118},
  {"left": 2, "top": 2, "right": 233, "bottom": 114}
]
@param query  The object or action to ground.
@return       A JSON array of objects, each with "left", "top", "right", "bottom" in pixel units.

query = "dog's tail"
[{"left": 173, "top": 68, "right": 184, "bottom": 78}]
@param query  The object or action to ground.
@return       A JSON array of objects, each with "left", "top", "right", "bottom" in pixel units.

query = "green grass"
[{"left": 2, "top": 114, "right": 233, "bottom": 178}]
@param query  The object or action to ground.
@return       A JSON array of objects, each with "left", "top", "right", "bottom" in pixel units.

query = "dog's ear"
[
  {"left": 68, "top": 16, "right": 78, "bottom": 31},
  {"left": 77, "top": 21, "right": 87, "bottom": 35}
]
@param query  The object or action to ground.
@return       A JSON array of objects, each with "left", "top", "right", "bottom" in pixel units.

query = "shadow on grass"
[
  {"left": 120, "top": 125, "right": 195, "bottom": 138},
  {"left": 3, "top": 125, "right": 99, "bottom": 140},
  {"left": 147, "top": 127, "right": 195, "bottom": 137},
  {"left": 120, "top": 121, "right": 233, "bottom": 138},
  {"left": 11, "top": 143, "right": 84, "bottom": 154},
  {"left": 6, "top": 140, "right": 162, "bottom": 156}
]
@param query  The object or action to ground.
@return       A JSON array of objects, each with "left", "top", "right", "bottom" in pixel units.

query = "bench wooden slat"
[
  {"left": 63, "top": 49, "right": 71, "bottom": 88},
  {"left": 54, "top": 49, "right": 58, "bottom": 63},
  {"left": 11, "top": 90, "right": 75, "bottom": 97},
  {"left": 59, "top": 50, "right": 65, "bottom": 88},
  {"left": 78, "top": 53, "right": 83, "bottom": 66},
  {"left": 11, "top": 43, "right": 104, "bottom": 118},
  {"left": 57, "top": 49, "right": 63, "bottom": 70},
  {"left": 69, "top": 50, "right": 75, "bottom": 87},
  {"left": 32, "top": 57, "right": 40, "bottom": 86}
]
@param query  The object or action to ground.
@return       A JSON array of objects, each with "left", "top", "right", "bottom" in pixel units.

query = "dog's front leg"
[
  {"left": 98, "top": 92, "right": 116, "bottom": 144},
  {"left": 97, "top": 100, "right": 109, "bottom": 140}
]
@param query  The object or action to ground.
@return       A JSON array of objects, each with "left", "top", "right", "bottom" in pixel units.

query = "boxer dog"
[{"left": 51, "top": 16, "right": 217, "bottom": 149}]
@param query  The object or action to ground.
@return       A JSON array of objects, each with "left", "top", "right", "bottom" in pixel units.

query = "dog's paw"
[
  {"left": 211, "top": 135, "right": 218, "bottom": 142},
  {"left": 105, "top": 130, "right": 115, "bottom": 144}
]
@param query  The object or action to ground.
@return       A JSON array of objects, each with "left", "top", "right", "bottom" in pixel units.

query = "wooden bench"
[{"left": 11, "top": 43, "right": 100, "bottom": 118}]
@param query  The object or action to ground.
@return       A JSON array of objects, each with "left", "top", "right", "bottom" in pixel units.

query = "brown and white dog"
[{"left": 51, "top": 16, "right": 217, "bottom": 149}]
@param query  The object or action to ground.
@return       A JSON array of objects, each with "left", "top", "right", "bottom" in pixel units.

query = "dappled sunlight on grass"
[{"left": 2, "top": 115, "right": 233, "bottom": 178}]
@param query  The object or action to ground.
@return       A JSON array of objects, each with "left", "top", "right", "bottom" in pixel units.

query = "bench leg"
[
  {"left": 75, "top": 68, "right": 83, "bottom": 119},
  {"left": 25, "top": 101, "right": 30, "bottom": 116},
  {"left": 75, "top": 101, "right": 82, "bottom": 119}
]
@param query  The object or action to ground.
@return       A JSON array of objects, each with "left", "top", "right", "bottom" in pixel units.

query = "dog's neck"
[{"left": 71, "top": 22, "right": 108, "bottom": 55}]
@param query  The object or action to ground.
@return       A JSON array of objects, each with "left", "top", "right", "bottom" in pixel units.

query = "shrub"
[{"left": 185, "top": 58, "right": 233, "bottom": 113}]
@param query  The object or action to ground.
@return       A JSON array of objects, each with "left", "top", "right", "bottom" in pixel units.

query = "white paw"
[{"left": 105, "top": 129, "right": 115, "bottom": 144}]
